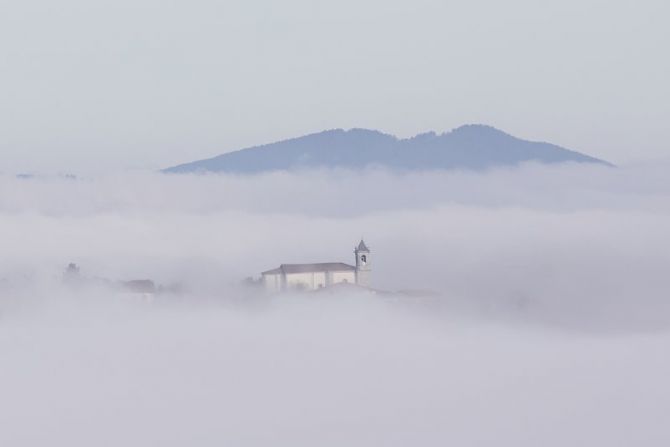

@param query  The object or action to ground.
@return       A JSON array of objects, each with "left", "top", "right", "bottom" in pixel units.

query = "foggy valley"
[
  {"left": 2, "top": 0, "right": 669, "bottom": 444},
  {"left": 1, "top": 163, "right": 669, "bottom": 445}
]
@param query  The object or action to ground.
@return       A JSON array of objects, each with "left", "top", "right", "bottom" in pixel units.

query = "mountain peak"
[
  {"left": 449, "top": 124, "right": 511, "bottom": 137},
  {"left": 164, "top": 125, "right": 609, "bottom": 174}
]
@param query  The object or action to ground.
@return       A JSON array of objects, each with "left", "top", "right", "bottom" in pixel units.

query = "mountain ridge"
[{"left": 164, "top": 125, "right": 611, "bottom": 174}]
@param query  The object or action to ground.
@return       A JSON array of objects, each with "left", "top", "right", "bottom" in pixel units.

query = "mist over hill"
[{"left": 164, "top": 125, "right": 610, "bottom": 174}]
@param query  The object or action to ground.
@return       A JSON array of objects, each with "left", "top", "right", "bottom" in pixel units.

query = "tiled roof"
[{"left": 262, "top": 262, "right": 355, "bottom": 275}]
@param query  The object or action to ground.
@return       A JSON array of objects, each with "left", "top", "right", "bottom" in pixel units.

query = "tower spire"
[{"left": 356, "top": 239, "right": 370, "bottom": 253}]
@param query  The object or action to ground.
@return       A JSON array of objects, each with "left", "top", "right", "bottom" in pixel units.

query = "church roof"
[
  {"left": 355, "top": 239, "right": 370, "bottom": 252},
  {"left": 262, "top": 262, "right": 355, "bottom": 275}
]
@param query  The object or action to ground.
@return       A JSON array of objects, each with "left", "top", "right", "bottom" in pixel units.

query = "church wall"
[
  {"left": 313, "top": 272, "right": 327, "bottom": 289},
  {"left": 285, "top": 271, "right": 350, "bottom": 290},
  {"left": 263, "top": 269, "right": 357, "bottom": 293},
  {"left": 297, "top": 271, "right": 327, "bottom": 289},
  {"left": 331, "top": 271, "right": 355, "bottom": 285},
  {"left": 285, "top": 272, "right": 316, "bottom": 290},
  {"left": 262, "top": 273, "right": 282, "bottom": 293}
]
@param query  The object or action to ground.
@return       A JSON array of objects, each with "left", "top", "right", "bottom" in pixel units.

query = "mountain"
[{"left": 163, "top": 125, "right": 611, "bottom": 174}]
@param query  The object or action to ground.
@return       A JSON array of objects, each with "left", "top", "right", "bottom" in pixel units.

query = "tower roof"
[{"left": 356, "top": 239, "right": 370, "bottom": 252}]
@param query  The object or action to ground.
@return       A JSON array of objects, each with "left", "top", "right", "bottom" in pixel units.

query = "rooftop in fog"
[{"left": 262, "top": 263, "right": 356, "bottom": 275}]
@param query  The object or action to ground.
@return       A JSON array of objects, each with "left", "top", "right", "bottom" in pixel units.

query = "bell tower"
[{"left": 354, "top": 239, "right": 371, "bottom": 287}]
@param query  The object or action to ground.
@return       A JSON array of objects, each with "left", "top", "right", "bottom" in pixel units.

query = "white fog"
[{"left": 1, "top": 164, "right": 669, "bottom": 445}]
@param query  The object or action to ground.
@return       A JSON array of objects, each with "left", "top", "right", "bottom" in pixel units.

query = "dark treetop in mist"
[{"left": 163, "top": 125, "right": 610, "bottom": 174}]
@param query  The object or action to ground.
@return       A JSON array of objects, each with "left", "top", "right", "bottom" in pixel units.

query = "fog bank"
[
  {"left": 1, "top": 164, "right": 670, "bottom": 445},
  {"left": 1, "top": 164, "right": 668, "bottom": 329}
]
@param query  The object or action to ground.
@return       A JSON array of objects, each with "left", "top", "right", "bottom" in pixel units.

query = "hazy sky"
[{"left": 1, "top": 0, "right": 668, "bottom": 173}]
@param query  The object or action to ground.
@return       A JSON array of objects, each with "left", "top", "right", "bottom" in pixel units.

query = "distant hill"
[{"left": 163, "top": 125, "right": 611, "bottom": 174}]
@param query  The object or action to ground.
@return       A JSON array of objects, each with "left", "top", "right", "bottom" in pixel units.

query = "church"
[{"left": 261, "top": 240, "right": 371, "bottom": 293}]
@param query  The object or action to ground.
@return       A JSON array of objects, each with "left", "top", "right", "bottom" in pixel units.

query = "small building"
[
  {"left": 121, "top": 279, "right": 156, "bottom": 295},
  {"left": 262, "top": 240, "right": 372, "bottom": 293}
]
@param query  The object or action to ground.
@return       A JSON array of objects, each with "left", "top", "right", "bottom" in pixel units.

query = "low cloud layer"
[
  {"left": 1, "top": 163, "right": 668, "bottom": 328},
  {"left": 1, "top": 163, "right": 669, "bottom": 445},
  {"left": 3, "top": 299, "right": 670, "bottom": 447}
]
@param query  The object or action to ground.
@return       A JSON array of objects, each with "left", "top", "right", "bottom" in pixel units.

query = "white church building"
[{"left": 261, "top": 240, "right": 371, "bottom": 293}]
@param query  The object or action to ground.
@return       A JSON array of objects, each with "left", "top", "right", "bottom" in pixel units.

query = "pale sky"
[{"left": 1, "top": 0, "right": 668, "bottom": 174}]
